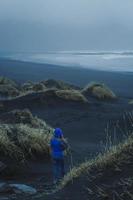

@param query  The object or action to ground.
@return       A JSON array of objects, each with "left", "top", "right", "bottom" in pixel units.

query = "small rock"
[
  {"left": 0, "top": 197, "right": 9, "bottom": 200},
  {"left": 0, "top": 183, "right": 7, "bottom": 193},
  {"left": 9, "top": 184, "right": 37, "bottom": 195}
]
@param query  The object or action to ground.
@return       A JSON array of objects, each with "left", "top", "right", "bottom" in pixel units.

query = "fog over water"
[
  {"left": 0, "top": 0, "right": 133, "bottom": 52},
  {"left": 0, "top": 0, "right": 133, "bottom": 72},
  {"left": 1, "top": 51, "right": 133, "bottom": 72}
]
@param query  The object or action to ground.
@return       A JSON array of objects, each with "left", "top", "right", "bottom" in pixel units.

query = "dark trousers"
[{"left": 53, "top": 158, "right": 65, "bottom": 182}]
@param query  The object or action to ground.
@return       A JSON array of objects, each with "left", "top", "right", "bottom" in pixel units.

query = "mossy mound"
[
  {"left": 0, "top": 109, "right": 47, "bottom": 128},
  {"left": 58, "top": 134, "right": 133, "bottom": 200},
  {"left": 82, "top": 82, "right": 117, "bottom": 100},
  {"left": 11, "top": 89, "right": 88, "bottom": 106},
  {"left": 0, "top": 110, "right": 53, "bottom": 161},
  {"left": 42, "top": 79, "right": 80, "bottom": 90},
  {"left": 55, "top": 89, "right": 88, "bottom": 103},
  {"left": 0, "top": 85, "right": 20, "bottom": 97},
  {"left": 0, "top": 76, "right": 19, "bottom": 97},
  {"left": 0, "top": 76, "right": 17, "bottom": 87},
  {"left": 22, "top": 81, "right": 46, "bottom": 93}
]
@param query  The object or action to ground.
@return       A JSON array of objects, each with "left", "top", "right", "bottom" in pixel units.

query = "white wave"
[
  {"left": 2, "top": 51, "right": 133, "bottom": 73},
  {"left": 103, "top": 54, "right": 133, "bottom": 60}
]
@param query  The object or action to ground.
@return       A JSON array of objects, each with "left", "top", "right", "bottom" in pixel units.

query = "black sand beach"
[
  {"left": 0, "top": 59, "right": 133, "bottom": 200},
  {"left": 0, "top": 58, "right": 133, "bottom": 97}
]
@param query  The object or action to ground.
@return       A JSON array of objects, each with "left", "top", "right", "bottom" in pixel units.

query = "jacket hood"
[{"left": 54, "top": 128, "right": 63, "bottom": 138}]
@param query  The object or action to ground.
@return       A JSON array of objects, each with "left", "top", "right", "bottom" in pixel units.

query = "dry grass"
[
  {"left": 0, "top": 76, "right": 17, "bottom": 87},
  {"left": 0, "top": 109, "right": 50, "bottom": 128},
  {"left": 34, "top": 133, "right": 133, "bottom": 198},
  {"left": 0, "top": 127, "right": 23, "bottom": 160},
  {"left": 82, "top": 82, "right": 117, "bottom": 100},
  {"left": 10, "top": 89, "right": 88, "bottom": 105},
  {"left": 42, "top": 79, "right": 80, "bottom": 90},
  {"left": 0, "top": 110, "right": 53, "bottom": 161},
  {"left": 21, "top": 79, "right": 80, "bottom": 95},
  {"left": 22, "top": 82, "right": 46, "bottom": 93},
  {"left": 55, "top": 90, "right": 88, "bottom": 103},
  {"left": 0, "top": 84, "right": 20, "bottom": 97},
  {"left": 0, "top": 76, "right": 20, "bottom": 97},
  {"left": 0, "top": 123, "right": 52, "bottom": 161},
  {"left": 0, "top": 77, "right": 117, "bottom": 101},
  {"left": 58, "top": 134, "right": 133, "bottom": 190}
]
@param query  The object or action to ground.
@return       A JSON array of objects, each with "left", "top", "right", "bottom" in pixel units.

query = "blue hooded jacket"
[{"left": 50, "top": 128, "right": 67, "bottom": 159}]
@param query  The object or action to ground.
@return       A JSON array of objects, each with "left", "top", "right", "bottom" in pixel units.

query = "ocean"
[{"left": 0, "top": 51, "right": 133, "bottom": 72}]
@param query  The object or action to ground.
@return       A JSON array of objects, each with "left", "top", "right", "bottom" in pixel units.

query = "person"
[{"left": 50, "top": 128, "right": 68, "bottom": 184}]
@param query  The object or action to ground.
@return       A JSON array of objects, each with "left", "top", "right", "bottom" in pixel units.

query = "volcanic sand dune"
[{"left": 0, "top": 60, "right": 133, "bottom": 200}]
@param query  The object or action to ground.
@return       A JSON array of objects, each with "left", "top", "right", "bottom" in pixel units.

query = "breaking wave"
[{"left": 1, "top": 51, "right": 133, "bottom": 72}]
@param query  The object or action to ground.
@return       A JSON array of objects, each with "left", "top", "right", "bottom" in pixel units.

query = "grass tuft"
[
  {"left": 59, "top": 133, "right": 133, "bottom": 190},
  {"left": 0, "top": 110, "right": 53, "bottom": 161},
  {"left": 42, "top": 79, "right": 80, "bottom": 90},
  {"left": 55, "top": 89, "right": 88, "bottom": 103},
  {"left": 82, "top": 82, "right": 117, "bottom": 100}
]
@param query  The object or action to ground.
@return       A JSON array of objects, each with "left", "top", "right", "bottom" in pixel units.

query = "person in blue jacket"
[{"left": 50, "top": 128, "right": 68, "bottom": 184}]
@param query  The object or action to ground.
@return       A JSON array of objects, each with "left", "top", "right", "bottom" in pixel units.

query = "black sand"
[{"left": 0, "top": 59, "right": 133, "bottom": 199}]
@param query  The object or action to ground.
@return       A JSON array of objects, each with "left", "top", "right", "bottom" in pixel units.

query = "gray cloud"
[{"left": 0, "top": 0, "right": 133, "bottom": 52}]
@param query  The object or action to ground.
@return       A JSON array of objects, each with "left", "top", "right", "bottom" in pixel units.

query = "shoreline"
[
  {"left": 1, "top": 57, "right": 133, "bottom": 74},
  {"left": 0, "top": 58, "right": 133, "bottom": 98}
]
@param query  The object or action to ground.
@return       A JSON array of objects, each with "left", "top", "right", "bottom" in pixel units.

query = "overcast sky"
[{"left": 0, "top": 0, "right": 133, "bottom": 52}]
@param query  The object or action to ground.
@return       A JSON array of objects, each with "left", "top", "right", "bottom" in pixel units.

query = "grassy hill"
[
  {"left": 0, "top": 109, "right": 53, "bottom": 173},
  {"left": 40, "top": 132, "right": 133, "bottom": 200}
]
